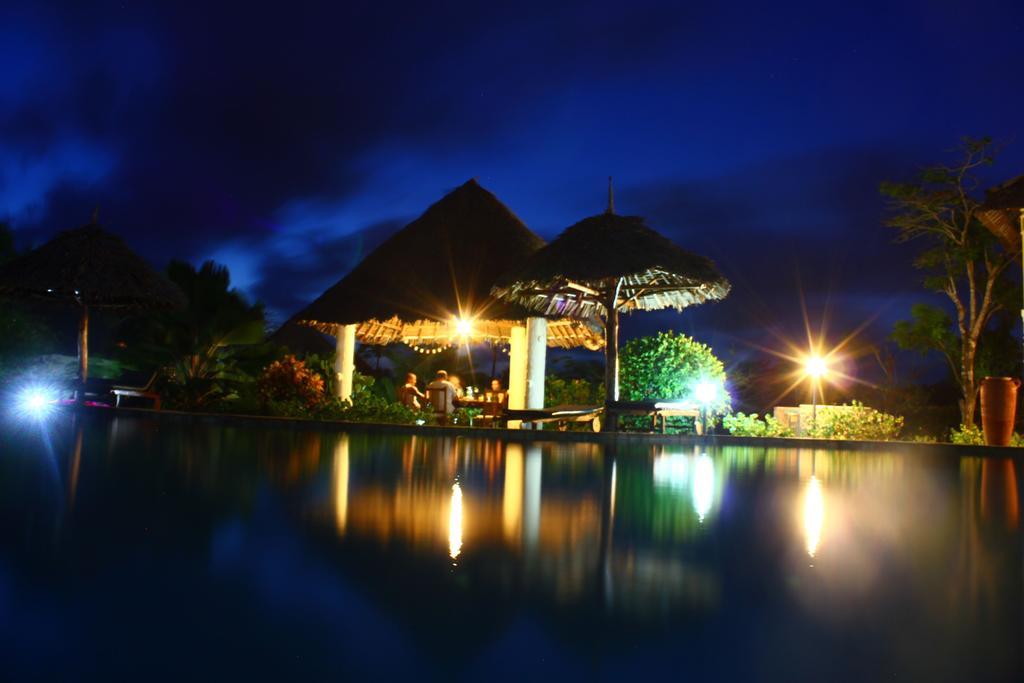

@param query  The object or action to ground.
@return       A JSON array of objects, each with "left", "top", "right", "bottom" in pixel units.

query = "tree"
[
  {"left": 619, "top": 331, "right": 730, "bottom": 414},
  {"left": 0, "top": 223, "right": 54, "bottom": 373},
  {"left": 882, "top": 138, "right": 1017, "bottom": 426},
  {"left": 123, "top": 260, "right": 267, "bottom": 407}
]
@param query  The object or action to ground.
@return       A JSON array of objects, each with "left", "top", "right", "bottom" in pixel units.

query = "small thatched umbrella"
[
  {"left": 979, "top": 174, "right": 1024, "bottom": 255},
  {"left": 979, "top": 175, "right": 1024, "bottom": 366},
  {"left": 492, "top": 181, "right": 730, "bottom": 428},
  {"left": 0, "top": 220, "right": 185, "bottom": 388}
]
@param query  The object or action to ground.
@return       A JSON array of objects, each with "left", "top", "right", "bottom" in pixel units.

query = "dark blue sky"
[{"left": 3, "top": 0, "right": 1024, "bottom": 376}]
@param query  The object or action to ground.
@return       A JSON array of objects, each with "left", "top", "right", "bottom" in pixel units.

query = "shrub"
[
  {"left": 620, "top": 331, "right": 730, "bottom": 415},
  {"left": 258, "top": 355, "right": 326, "bottom": 409},
  {"left": 949, "top": 424, "right": 1024, "bottom": 446},
  {"left": 545, "top": 376, "right": 603, "bottom": 407},
  {"left": 806, "top": 401, "right": 903, "bottom": 441},
  {"left": 723, "top": 412, "right": 794, "bottom": 437}
]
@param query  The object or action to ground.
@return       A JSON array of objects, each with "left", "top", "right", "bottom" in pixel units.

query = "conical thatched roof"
[
  {"left": 979, "top": 175, "right": 1024, "bottom": 255},
  {"left": 0, "top": 223, "right": 185, "bottom": 309},
  {"left": 296, "top": 179, "right": 604, "bottom": 349},
  {"left": 492, "top": 211, "right": 731, "bottom": 317}
]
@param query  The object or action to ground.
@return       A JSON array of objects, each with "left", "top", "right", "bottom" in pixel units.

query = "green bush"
[
  {"left": 544, "top": 376, "right": 603, "bottom": 407},
  {"left": 723, "top": 412, "right": 794, "bottom": 437},
  {"left": 806, "top": 401, "right": 904, "bottom": 441},
  {"left": 620, "top": 331, "right": 730, "bottom": 415},
  {"left": 949, "top": 424, "right": 1024, "bottom": 446}
]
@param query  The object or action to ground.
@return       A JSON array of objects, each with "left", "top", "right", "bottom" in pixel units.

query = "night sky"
[{"left": 3, "top": 0, "right": 1024, "bottom": 379}]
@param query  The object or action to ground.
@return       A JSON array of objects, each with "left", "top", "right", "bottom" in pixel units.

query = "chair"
[
  {"left": 426, "top": 386, "right": 453, "bottom": 424},
  {"left": 111, "top": 371, "right": 162, "bottom": 410},
  {"left": 477, "top": 398, "right": 506, "bottom": 428}
]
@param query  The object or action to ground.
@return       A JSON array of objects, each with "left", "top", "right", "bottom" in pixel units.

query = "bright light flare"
[
  {"left": 15, "top": 386, "right": 58, "bottom": 420},
  {"left": 693, "top": 380, "right": 718, "bottom": 406},
  {"left": 454, "top": 317, "right": 473, "bottom": 337},
  {"left": 804, "top": 355, "right": 828, "bottom": 378}
]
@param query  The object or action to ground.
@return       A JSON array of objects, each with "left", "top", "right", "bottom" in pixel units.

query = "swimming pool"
[{"left": 1, "top": 413, "right": 1020, "bottom": 681}]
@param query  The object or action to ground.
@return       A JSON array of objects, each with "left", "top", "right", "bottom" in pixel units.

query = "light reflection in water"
[
  {"left": 449, "top": 482, "right": 463, "bottom": 560},
  {"left": 692, "top": 454, "right": 714, "bottom": 523},
  {"left": 803, "top": 475, "right": 825, "bottom": 558},
  {"left": 333, "top": 436, "right": 350, "bottom": 537},
  {"left": 503, "top": 445, "right": 523, "bottom": 542}
]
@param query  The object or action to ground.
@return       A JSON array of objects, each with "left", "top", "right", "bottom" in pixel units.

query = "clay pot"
[{"left": 980, "top": 377, "right": 1021, "bottom": 447}]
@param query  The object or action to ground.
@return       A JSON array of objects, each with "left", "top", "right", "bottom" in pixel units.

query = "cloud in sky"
[{"left": 1, "top": 0, "right": 1023, "bottom": 355}]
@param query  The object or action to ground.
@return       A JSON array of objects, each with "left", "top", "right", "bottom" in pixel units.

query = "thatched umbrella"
[
  {"left": 978, "top": 174, "right": 1024, "bottom": 255},
  {"left": 492, "top": 181, "right": 730, "bottom": 428},
  {"left": 979, "top": 175, "right": 1024, "bottom": 367},
  {"left": 296, "top": 179, "right": 603, "bottom": 350},
  {"left": 0, "top": 220, "right": 185, "bottom": 388}
]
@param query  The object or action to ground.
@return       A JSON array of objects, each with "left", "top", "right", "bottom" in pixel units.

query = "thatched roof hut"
[
  {"left": 492, "top": 211, "right": 730, "bottom": 318},
  {"left": 296, "top": 179, "right": 603, "bottom": 350},
  {"left": 0, "top": 221, "right": 184, "bottom": 384},
  {"left": 979, "top": 175, "right": 1024, "bottom": 255},
  {"left": 0, "top": 224, "right": 184, "bottom": 309},
  {"left": 492, "top": 182, "right": 730, "bottom": 428}
]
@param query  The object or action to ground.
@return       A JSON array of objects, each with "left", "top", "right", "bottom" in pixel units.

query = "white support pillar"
[
  {"left": 508, "top": 324, "right": 527, "bottom": 428},
  {"left": 333, "top": 324, "right": 356, "bottom": 401},
  {"left": 525, "top": 317, "right": 547, "bottom": 410}
]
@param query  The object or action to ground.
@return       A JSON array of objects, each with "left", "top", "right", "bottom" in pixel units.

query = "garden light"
[
  {"left": 694, "top": 380, "right": 717, "bottom": 406},
  {"left": 15, "top": 385, "right": 58, "bottom": 420},
  {"left": 804, "top": 355, "right": 828, "bottom": 378}
]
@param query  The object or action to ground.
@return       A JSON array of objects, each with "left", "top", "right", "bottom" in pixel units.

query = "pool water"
[{"left": 1, "top": 413, "right": 1020, "bottom": 681}]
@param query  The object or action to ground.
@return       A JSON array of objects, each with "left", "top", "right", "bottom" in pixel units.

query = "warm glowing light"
[
  {"left": 693, "top": 380, "right": 717, "bottom": 406},
  {"left": 333, "top": 437, "right": 350, "bottom": 537},
  {"left": 692, "top": 454, "right": 715, "bottom": 523},
  {"left": 454, "top": 317, "right": 473, "bottom": 337},
  {"left": 803, "top": 476, "right": 825, "bottom": 558},
  {"left": 448, "top": 482, "right": 463, "bottom": 560},
  {"left": 804, "top": 355, "right": 828, "bottom": 378}
]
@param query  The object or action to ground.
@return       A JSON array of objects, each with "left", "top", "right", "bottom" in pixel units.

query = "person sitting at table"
[
  {"left": 488, "top": 378, "right": 508, "bottom": 406},
  {"left": 448, "top": 374, "right": 464, "bottom": 398},
  {"left": 426, "top": 370, "right": 457, "bottom": 418},
  {"left": 397, "top": 372, "right": 426, "bottom": 410}
]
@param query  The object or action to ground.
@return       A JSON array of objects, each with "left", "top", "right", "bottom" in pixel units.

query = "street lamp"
[{"left": 803, "top": 355, "right": 828, "bottom": 429}]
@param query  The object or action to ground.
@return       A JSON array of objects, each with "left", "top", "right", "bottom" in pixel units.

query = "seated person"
[
  {"left": 488, "top": 378, "right": 508, "bottom": 406},
  {"left": 426, "top": 370, "right": 457, "bottom": 415},
  {"left": 397, "top": 372, "right": 426, "bottom": 410},
  {"left": 448, "top": 374, "right": 464, "bottom": 398}
]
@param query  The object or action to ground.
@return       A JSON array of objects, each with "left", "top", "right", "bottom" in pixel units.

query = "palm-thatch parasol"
[
  {"left": 296, "top": 179, "right": 603, "bottom": 350},
  {"left": 492, "top": 180, "right": 730, "bottom": 429},
  {"left": 978, "top": 174, "right": 1024, "bottom": 255},
  {"left": 0, "top": 220, "right": 185, "bottom": 388}
]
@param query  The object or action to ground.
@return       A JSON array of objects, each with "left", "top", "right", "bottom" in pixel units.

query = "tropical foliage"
[
  {"left": 620, "top": 331, "right": 730, "bottom": 413},
  {"left": 124, "top": 260, "right": 268, "bottom": 408},
  {"left": 805, "top": 401, "right": 904, "bottom": 441},
  {"left": 723, "top": 412, "right": 794, "bottom": 437},
  {"left": 544, "top": 376, "right": 603, "bottom": 407},
  {"left": 882, "top": 138, "right": 1017, "bottom": 426},
  {"left": 258, "top": 355, "right": 326, "bottom": 409}
]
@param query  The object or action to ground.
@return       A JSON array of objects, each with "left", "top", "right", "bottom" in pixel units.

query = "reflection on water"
[
  {"left": 803, "top": 475, "right": 825, "bottom": 558},
  {"left": 448, "top": 482, "right": 463, "bottom": 561},
  {"left": 0, "top": 414, "right": 1021, "bottom": 681}
]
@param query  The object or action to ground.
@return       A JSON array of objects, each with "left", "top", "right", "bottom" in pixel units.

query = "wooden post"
[
  {"left": 78, "top": 305, "right": 89, "bottom": 397},
  {"left": 603, "top": 284, "right": 622, "bottom": 432},
  {"left": 603, "top": 306, "right": 619, "bottom": 432}
]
